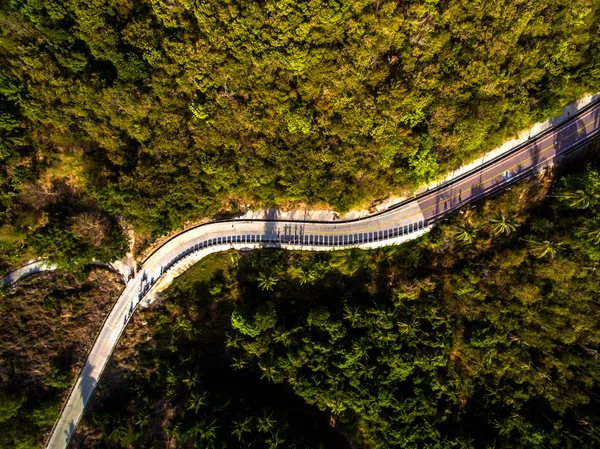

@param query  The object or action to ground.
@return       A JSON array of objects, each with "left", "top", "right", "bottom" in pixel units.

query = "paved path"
[
  {"left": 1, "top": 260, "right": 135, "bottom": 287},
  {"left": 46, "top": 100, "right": 600, "bottom": 449},
  {"left": 1, "top": 260, "right": 57, "bottom": 287}
]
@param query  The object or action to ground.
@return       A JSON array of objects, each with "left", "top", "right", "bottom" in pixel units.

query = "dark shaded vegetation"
[
  {"left": 73, "top": 252, "right": 351, "bottom": 449},
  {"left": 76, "top": 147, "right": 600, "bottom": 448},
  {"left": 0, "top": 268, "right": 122, "bottom": 448},
  {"left": 1, "top": 0, "right": 600, "bottom": 253}
]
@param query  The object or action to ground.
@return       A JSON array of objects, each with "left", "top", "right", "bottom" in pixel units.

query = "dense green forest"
[
  {"left": 0, "top": 268, "right": 121, "bottom": 449},
  {"left": 2, "top": 0, "right": 600, "bottom": 269},
  {"left": 73, "top": 148, "right": 600, "bottom": 448}
]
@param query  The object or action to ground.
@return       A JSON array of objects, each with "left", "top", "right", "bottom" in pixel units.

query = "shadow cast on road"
[{"left": 77, "top": 360, "right": 97, "bottom": 410}]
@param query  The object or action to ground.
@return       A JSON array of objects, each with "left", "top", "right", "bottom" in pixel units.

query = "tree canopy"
[{"left": 1, "top": 0, "right": 600, "bottom": 242}]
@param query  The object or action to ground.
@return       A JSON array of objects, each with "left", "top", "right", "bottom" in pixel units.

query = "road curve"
[
  {"left": 46, "top": 100, "right": 600, "bottom": 449},
  {"left": 1, "top": 260, "right": 57, "bottom": 287}
]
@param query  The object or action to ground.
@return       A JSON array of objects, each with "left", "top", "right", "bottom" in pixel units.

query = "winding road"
[
  {"left": 46, "top": 99, "right": 600, "bottom": 448},
  {"left": 1, "top": 260, "right": 57, "bottom": 287}
]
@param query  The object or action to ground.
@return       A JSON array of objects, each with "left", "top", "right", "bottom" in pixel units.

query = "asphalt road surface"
[
  {"left": 1, "top": 260, "right": 57, "bottom": 287},
  {"left": 46, "top": 100, "right": 600, "bottom": 449}
]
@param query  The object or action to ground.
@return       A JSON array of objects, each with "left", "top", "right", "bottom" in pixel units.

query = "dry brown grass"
[{"left": 0, "top": 268, "right": 122, "bottom": 413}]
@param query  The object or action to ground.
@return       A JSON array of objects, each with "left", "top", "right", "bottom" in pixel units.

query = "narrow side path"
[{"left": 1, "top": 260, "right": 57, "bottom": 287}]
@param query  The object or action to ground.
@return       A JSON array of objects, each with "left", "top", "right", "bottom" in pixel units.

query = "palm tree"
[
  {"left": 396, "top": 320, "right": 412, "bottom": 336},
  {"left": 578, "top": 225, "right": 600, "bottom": 245},
  {"left": 267, "top": 429, "right": 286, "bottom": 449},
  {"left": 107, "top": 423, "right": 128, "bottom": 444},
  {"left": 586, "top": 228, "right": 600, "bottom": 245},
  {"left": 313, "top": 260, "right": 331, "bottom": 279},
  {"left": 0, "top": 132, "right": 25, "bottom": 152},
  {"left": 452, "top": 224, "right": 478, "bottom": 244},
  {"left": 187, "top": 392, "right": 208, "bottom": 413},
  {"left": 351, "top": 341, "right": 368, "bottom": 361},
  {"left": 175, "top": 317, "right": 192, "bottom": 333},
  {"left": 524, "top": 239, "right": 562, "bottom": 259},
  {"left": 555, "top": 190, "right": 591, "bottom": 209},
  {"left": 368, "top": 306, "right": 394, "bottom": 330},
  {"left": 488, "top": 213, "right": 518, "bottom": 236},
  {"left": 182, "top": 370, "right": 198, "bottom": 389},
  {"left": 343, "top": 304, "right": 362, "bottom": 326},
  {"left": 258, "top": 358, "right": 279, "bottom": 381},
  {"left": 273, "top": 326, "right": 292, "bottom": 345},
  {"left": 135, "top": 409, "right": 151, "bottom": 429},
  {"left": 232, "top": 416, "right": 253, "bottom": 441},
  {"left": 257, "top": 272, "right": 278, "bottom": 291},
  {"left": 231, "top": 356, "right": 248, "bottom": 371},
  {"left": 298, "top": 268, "right": 317, "bottom": 285},
  {"left": 166, "top": 419, "right": 181, "bottom": 443},
  {"left": 198, "top": 417, "right": 219, "bottom": 443},
  {"left": 257, "top": 409, "right": 277, "bottom": 433},
  {"left": 225, "top": 332, "right": 240, "bottom": 348}
]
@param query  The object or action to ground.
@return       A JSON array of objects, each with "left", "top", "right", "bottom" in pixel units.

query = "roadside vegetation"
[
  {"left": 72, "top": 252, "right": 350, "bottom": 449},
  {"left": 74, "top": 147, "right": 600, "bottom": 448},
  {"left": 0, "top": 268, "right": 122, "bottom": 448},
  {"left": 2, "top": 0, "right": 600, "bottom": 269}
]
